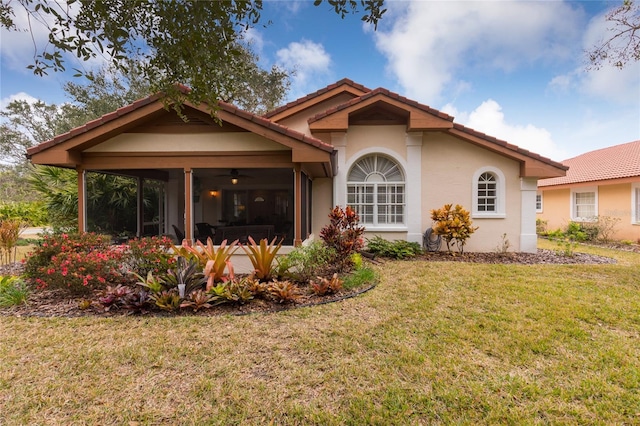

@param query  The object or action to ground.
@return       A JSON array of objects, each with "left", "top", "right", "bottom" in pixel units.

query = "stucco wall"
[
  {"left": 422, "top": 133, "right": 524, "bottom": 252},
  {"left": 311, "top": 177, "right": 334, "bottom": 238},
  {"left": 326, "top": 125, "right": 528, "bottom": 252},
  {"left": 275, "top": 93, "right": 360, "bottom": 136},
  {"left": 536, "top": 188, "right": 570, "bottom": 232},
  {"left": 538, "top": 182, "right": 640, "bottom": 242}
]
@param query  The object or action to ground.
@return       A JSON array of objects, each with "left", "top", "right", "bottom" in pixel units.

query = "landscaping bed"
[{"left": 0, "top": 246, "right": 619, "bottom": 318}]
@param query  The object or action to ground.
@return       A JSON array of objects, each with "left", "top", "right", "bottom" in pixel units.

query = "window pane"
[{"left": 575, "top": 192, "right": 595, "bottom": 218}]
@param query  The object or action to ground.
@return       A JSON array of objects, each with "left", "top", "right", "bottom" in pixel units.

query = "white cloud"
[
  {"left": 452, "top": 99, "right": 568, "bottom": 161},
  {"left": 276, "top": 40, "right": 332, "bottom": 98},
  {"left": 0, "top": 92, "right": 39, "bottom": 110},
  {"left": 374, "top": 1, "right": 584, "bottom": 104}
]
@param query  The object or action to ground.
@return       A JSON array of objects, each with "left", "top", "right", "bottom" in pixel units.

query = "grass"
[{"left": 1, "top": 240, "right": 639, "bottom": 424}]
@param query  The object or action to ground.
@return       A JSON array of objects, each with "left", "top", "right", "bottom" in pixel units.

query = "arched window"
[
  {"left": 347, "top": 155, "right": 405, "bottom": 225},
  {"left": 472, "top": 167, "right": 506, "bottom": 217},
  {"left": 477, "top": 172, "right": 497, "bottom": 212}
]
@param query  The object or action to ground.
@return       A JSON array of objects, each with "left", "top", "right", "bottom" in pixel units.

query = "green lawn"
[{"left": 1, "top": 240, "right": 639, "bottom": 425}]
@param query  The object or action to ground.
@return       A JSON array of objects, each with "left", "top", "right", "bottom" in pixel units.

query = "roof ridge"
[
  {"left": 452, "top": 123, "right": 568, "bottom": 170},
  {"left": 263, "top": 78, "right": 371, "bottom": 118},
  {"left": 307, "top": 86, "right": 455, "bottom": 124}
]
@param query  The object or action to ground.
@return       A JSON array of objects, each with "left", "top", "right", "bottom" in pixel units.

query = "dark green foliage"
[
  {"left": 0, "top": 1, "right": 383, "bottom": 110},
  {"left": 365, "top": 236, "right": 423, "bottom": 259}
]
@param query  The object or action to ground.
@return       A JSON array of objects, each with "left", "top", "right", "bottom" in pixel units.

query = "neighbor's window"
[
  {"left": 472, "top": 167, "right": 506, "bottom": 218},
  {"left": 536, "top": 193, "right": 543, "bottom": 213},
  {"left": 572, "top": 188, "right": 597, "bottom": 221},
  {"left": 347, "top": 154, "right": 405, "bottom": 226}
]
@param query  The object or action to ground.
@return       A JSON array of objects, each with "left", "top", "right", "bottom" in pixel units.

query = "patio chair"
[{"left": 172, "top": 225, "right": 185, "bottom": 243}]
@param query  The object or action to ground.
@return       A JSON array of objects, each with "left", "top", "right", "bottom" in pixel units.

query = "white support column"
[
  {"left": 520, "top": 177, "right": 538, "bottom": 253},
  {"left": 406, "top": 132, "right": 423, "bottom": 243},
  {"left": 331, "top": 132, "right": 347, "bottom": 208}
]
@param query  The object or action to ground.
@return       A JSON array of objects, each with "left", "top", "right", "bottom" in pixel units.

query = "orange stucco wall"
[{"left": 537, "top": 181, "right": 640, "bottom": 242}]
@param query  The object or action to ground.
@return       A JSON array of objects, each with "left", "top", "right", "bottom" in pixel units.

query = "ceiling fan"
[{"left": 215, "top": 169, "right": 252, "bottom": 184}]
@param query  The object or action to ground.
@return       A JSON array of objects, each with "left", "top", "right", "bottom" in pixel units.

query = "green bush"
[
  {"left": 277, "top": 241, "right": 338, "bottom": 283},
  {"left": 0, "top": 275, "right": 30, "bottom": 307},
  {"left": 365, "top": 236, "right": 423, "bottom": 259},
  {"left": 0, "top": 201, "right": 48, "bottom": 226}
]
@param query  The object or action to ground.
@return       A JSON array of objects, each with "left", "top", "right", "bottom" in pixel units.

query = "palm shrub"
[{"left": 430, "top": 204, "right": 478, "bottom": 254}]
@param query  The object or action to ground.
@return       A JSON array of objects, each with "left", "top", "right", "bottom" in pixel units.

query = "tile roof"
[
  {"left": 538, "top": 140, "right": 640, "bottom": 187},
  {"left": 451, "top": 123, "right": 568, "bottom": 171},
  {"left": 307, "top": 87, "right": 454, "bottom": 124},
  {"left": 262, "top": 78, "right": 370, "bottom": 119},
  {"left": 27, "top": 88, "right": 333, "bottom": 157}
]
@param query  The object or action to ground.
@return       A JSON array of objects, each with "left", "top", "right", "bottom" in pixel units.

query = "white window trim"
[
  {"left": 345, "top": 150, "right": 408, "bottom": 230},
  {"left": 536, "top": 192, "right": 543, "bottom": 213},
  {"left": 570, "top": 186, "right": 598, "bottom": 222},
  {"left": 472, "top": 167, "right": 506, "bottom": 218},
  {"left": 632, "top": 182, "right": 640, "bottom": 225}
]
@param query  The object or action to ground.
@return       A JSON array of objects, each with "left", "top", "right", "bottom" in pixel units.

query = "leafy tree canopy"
[
  {"left": 588, "top": 0, "right": 639, "bottom": 69},
  {"left": 0, "top": 0, "right": 385, "bottom": 110}
]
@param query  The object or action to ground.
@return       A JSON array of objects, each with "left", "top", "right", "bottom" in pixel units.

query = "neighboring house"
[
  {"left": 537, "top": 140, "right": 640, "bottom": 242},
  {"left": 26, "top": 79, "right": 566, "bottom": 252}
]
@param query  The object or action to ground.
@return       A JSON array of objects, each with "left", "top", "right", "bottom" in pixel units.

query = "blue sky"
[{"left": 1, "top": 0, "right": 638, "bottom": 162}]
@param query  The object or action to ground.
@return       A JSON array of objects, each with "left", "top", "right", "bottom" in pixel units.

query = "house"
[
  {"left": 26, "top": 79, "right": 567, "bottom": 252},
  {"left": 537, "top": 140, "right": 640, "bottom": 242}
]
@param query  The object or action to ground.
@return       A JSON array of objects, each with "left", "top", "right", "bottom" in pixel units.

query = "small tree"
[
  {"left": 430, "top": 204, "right": 478, "bottom": 254},
  {"left": 0, "top": 218, "right": 26, "bottom": 273}
]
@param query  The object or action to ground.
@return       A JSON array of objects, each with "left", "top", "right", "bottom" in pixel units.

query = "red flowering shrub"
[
  {"left": 121, "top": 236, "right": 176, "bottom": 278},
  {"left": 24, "top": 232, "right": 125, "bottom": 295}
]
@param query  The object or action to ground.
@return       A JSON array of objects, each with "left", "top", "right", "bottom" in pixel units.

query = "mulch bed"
[{"left": 2, "top": 243, "right": 634, "bottom": 318}]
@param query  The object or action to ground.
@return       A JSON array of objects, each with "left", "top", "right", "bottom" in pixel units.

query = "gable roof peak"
[{"left": 263, "top": 78, "right": 371, "bottom": 119}]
